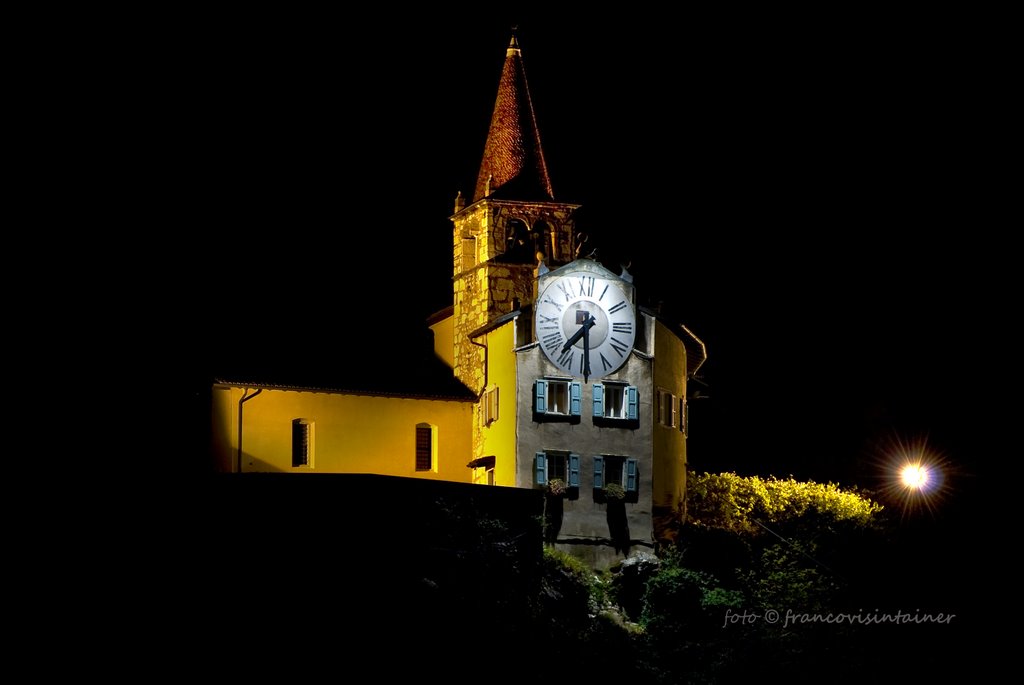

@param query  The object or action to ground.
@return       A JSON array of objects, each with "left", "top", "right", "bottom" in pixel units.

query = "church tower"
[{"left": 451, "top": 34, "right": 581, "bottom": 392}]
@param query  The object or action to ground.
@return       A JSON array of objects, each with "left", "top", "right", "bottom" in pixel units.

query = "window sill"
[
  {"left": 594, "top": 417, "right": 640, "bottom": 429},
  {"left": 533, "top": 412, "right": 581, "bottom": 424}
]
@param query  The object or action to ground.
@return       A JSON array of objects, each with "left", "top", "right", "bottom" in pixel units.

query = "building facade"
[{"left": 210, "top": 34, "right": 704, "bottom": 567}]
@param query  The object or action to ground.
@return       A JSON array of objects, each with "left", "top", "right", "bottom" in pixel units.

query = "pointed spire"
[{"left": 473, "top": 32, "right": 555, "bottom": 202}]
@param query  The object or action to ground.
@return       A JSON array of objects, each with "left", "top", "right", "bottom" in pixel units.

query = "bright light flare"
[
  {"left": 872, "top": 434, "right": 953, "bottom": 518},
  {"left": 900, "top": 464, "right": 930, "bottom": 489}
]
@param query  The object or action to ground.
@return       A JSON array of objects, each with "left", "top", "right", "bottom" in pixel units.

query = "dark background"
[{"left": 153, "top": 11, "right": 1009, "bottom": 628}]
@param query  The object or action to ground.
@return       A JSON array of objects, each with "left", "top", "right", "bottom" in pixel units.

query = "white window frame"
[
  {"left": 534, "top": 379, "right": 582, "bottom": 417},
  {"left": 482, "top": 386, "right": 499, "bottom": 426}
]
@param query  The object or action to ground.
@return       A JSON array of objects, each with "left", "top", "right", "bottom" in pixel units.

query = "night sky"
[
  {"left": 169, "top": 13, "right": 1007, "bottom": 529},
  {"left": 133, "top": 12, "right": 1021, "bottom": 661}
]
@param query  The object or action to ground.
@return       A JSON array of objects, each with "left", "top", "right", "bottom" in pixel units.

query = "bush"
[
  {"left": 641, "top": 554, "right": 743, "bottom": 640},
  {"left": 686, "top": 471, "right": 883, "bottom": 533},
  {"left": 541, "top": 547, "right": 608, "bottom": 616}
]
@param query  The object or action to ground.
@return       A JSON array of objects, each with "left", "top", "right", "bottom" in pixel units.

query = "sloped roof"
[
  {"left": 214, "top": 338, "right": 476, "bottom": 401},
  {"left": 473, "top": 34, "right": 555, "bottom": 202},
  {"left": 640, "top": 306, "right": 708, "bottom": 379}
]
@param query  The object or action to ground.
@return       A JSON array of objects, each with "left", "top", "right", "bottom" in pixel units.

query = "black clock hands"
[{"left": 562, "top": 312, "right": 596, "bottom": 383}]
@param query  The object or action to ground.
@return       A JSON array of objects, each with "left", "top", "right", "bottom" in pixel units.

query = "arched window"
[
  {"left": 504, "top": 219, "right": 533, "bottom": 263},
  {"left": 292, "top": 419, "right": 314, "bottom": 468},
  {"left": 415, "top": 423, "right": 436, "bottom": 471},
  {"left": 533, "top": 219, "right": 552, "bottom": 260}
]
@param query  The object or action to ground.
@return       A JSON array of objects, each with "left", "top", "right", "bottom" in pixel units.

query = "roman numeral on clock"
[
  {"left": 540, "top": 297, "right": 563, "bottom": 313},
  {"left": 577, "top": 276, "right": 594, "bottom": 297},
  {"left": 542, "top": 332, "right": 563, "bottom": 353},
  {"left": 609, "top": 337, "right": 629, "bottom": 357},
  {"left": 609, "top": 301, "right": 628, "bottom": 315},
  {"left": 600, "top": 353, "right": 613, "bottom": 371},
  {"left": 612, "top": 321, "right": 633, "bottom": 334},
  {"left": 557, "top": 347, "right": 574, "bottom": 369}
]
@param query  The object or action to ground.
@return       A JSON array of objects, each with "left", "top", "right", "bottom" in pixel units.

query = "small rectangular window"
[
  {"left": 597, "top": 455, "right": 638, "bottom": 493},
  {"left": 482, "top": 386, "right": 499, "bottom": 426},
  {"left": 604, "top": 455, "right": 625, "bottom": 486},
  {"left": 595, "top": 383, "right": 639, "bottom": 421},
  {"left": 549, "top": 454, "right": 567, "bottom": 482},
  {"left": 606, "top": 384, "right": 626, "bottom": 419},
  {"left": 549, "top": 381, "right": 569, "bottom": 414},
  {"left": 535, "top": 379, "right": 581, "bottom": 417},
  {"left": 292, "top": 419, "right": 313, "bottom": 468},
  {"left": 415, "top": 423, "right": 434, "bottom": 471},
  {"left": 658, "top": 389, "right": 676, "bottom": 428},
  {"left": 536, "top": 451, "right": 569, "bottom": 488}
]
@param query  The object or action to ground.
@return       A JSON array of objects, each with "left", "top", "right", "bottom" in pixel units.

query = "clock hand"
[
  {"left": 584, "top": 316, "right": 595, "bottom": 383},
  {"left": 561, "top": 313, "right": 596, "bottom": 352}
]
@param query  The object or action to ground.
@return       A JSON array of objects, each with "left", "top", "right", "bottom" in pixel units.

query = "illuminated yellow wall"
[
  {"left": 473, "top": 320, "right": 518, "bottom": 487},
  {"left": 429, "top": 313, "right": 455, "bottom": 369},
  {"left": 652, "top": 319, "right": 688, "bottom": 514},
  {"left": 211, "top": 384, "right": 473, "bottom": 481}
]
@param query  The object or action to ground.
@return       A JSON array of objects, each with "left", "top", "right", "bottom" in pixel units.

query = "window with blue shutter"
[
  {"left": 569, "top": 453, "right": 580, "bottom": 487},
  {"left": 626, "top": 458, "right": 638, "bottom": 492},
  {"left": 535, "top": 379, "right": 578, "bottom": 417},
  {"left": 535, "top": 452, "right": 547, "bottom": 485},
  {"left": 593, "top": 456, "right": 604, "bottom": 488},
  {"left": 593, "top": 383, "right": 637, "bottom": 422}
]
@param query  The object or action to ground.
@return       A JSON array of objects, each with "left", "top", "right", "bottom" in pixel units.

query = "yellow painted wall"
[
  {"left": 474, "top": 320, "right": 518, "bottom": 486},
  {"left": 211, "top": 384, "right": 474, "bottom": 482},
  {"left": 429, "top": 314, "right": 455, "bottom": 369},
  {"left": 652, "top": 319, "right": 688, "bottom": 512}
]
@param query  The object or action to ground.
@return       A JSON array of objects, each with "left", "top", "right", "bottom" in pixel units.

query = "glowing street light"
[
  {"left": 873, "top": 435, "right": 952, "bottom": 517},
  {"left": 900, "top": 463, "right": 930, "bottom": 490}
]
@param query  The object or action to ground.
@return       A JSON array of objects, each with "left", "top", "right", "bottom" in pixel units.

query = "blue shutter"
[
  {"left": 569, "top": 453, "right": 580, "bottom": 487},
  {"left": 592, "top": 384, "right": 604, "bottom": 418},
  {"left": 535, "top": 380, "right": 546, "bottom": 413},
  {"left": 569, "top": 382, "right": 582, "bottom": 416},
  {"left": 626, "top": 458, "right": 638, "bottom": 492},
  {"left": 593, "top": 456, "right": 604, "bottom": 488},
  {"left": 535, "top": 452, "right": 547, "bottom": 485},
  {"left": 627, "top": 386, "right": 638, "bottom": 420}
]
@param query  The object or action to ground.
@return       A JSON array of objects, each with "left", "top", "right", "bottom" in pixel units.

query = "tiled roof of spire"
[{"left": 473, "top": 34, "right": 555, "bottom": 202}]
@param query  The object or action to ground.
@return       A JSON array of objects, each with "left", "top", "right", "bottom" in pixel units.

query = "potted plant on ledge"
[
  {"left": 546, "top": 478, "right": 567, "bottom": 497},
  {"left": 603, "top": 483, "right": 626, "bottom": 502}
]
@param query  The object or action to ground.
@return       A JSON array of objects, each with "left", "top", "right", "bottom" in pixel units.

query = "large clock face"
[{"left": 534, "top": 270, "right": 637, "bottom": 379}]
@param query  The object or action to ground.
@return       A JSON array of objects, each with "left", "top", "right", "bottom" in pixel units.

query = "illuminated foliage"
[{"left": 686, "top": 471, "right": 884, "bottom": 533}]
